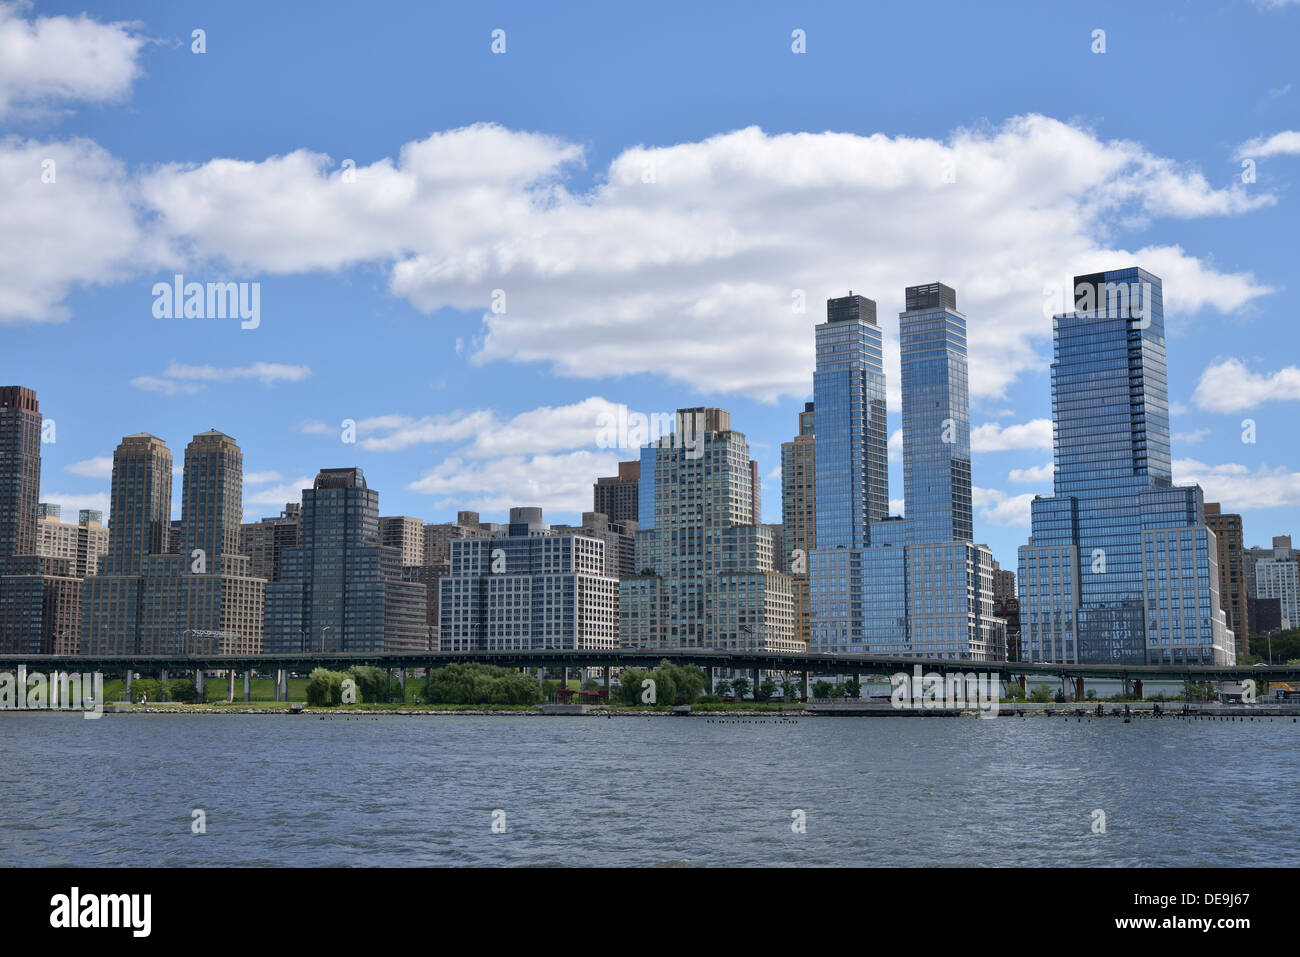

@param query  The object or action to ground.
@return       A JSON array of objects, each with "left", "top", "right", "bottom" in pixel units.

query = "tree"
[
  {"left": 424, "top": 662, "right": 541, "bottom": 706},
  {"left": 811, "top": 679, "right": 833, "bottom": 699},
  {"left": 1028, "top": 684, "right": 1053, "bottom": 703},
  {"left": 306, "top": 668, "right": 349, "bottom": 706},
  {"left": 843, "top": 676, "right": 862, "bottom": 699},
  {"left": 348, "top": 665, "right": 392, "bottom": 703},
  {"left": 166, "top": 678, "right": 197, "bottom": 703},
  {"left": 714, "top": 678, "right": 732, "bottom": 697},
  {"left": 756, "top": 677, "right": 776, "bottom": 702},
  {"left": 732, "top": 676, "right": 752, "bottom": 699}
]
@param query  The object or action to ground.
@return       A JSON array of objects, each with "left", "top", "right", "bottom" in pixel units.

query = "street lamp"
[{"left": 321, "top": 625, "right": 331, "bottom": 653}]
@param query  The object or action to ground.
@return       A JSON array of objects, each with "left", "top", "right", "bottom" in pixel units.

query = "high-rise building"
[
  {"left": 38, "top": 506, "right": 109, "bottom": 578},
  {"left": 900, "top": 283, "right": 972, "bottom": 544},
  {"left": 1255, "top": 536, "right": 1299, "bottom": 631},
  {"left": 992, "top": 563, "right": 1021, "bottom": 661},
  {"left": 622, "top": 409, "right": 799, "bottom": 652},
  {"left": 265, "top": 468, "right": 425, "bottom": 653},
  {"left": 809, "top": 285, "right": 1001, "bottom": 660},
  {"left": 423, "top": 511, "right": 489, "bottom": 565},
  {"left": 440, "top": 507, "right": 618, "bottom": 652},
  {"left": 0, "top": 386, "right": 42, "bottom": 560},
  {"left": 552, "top": 511, "right": 639, "bottom": 580},
  {"left": 781, "top": 402, "right": 816, "bottom": 645},
  {"left": 593, "top": 461, "right": 640, "bottom": 525},
  {"left": 380, "top": 515, "right": 425, "bottom": 566},
  {"left": 239, "top": 503, "right": 301, "bottom": 583},
  {"left": 0, "top": 387, "right": 83, "bottom": 654},
  {"left": 813, "top": 294, "right": 889, "bottom": 550},
  {"left": 82, "top": 431, "right": 265, "bottom": 655},
  {"left": 1018, "top": 268, "right": 1234, "bottom": 665},
  {"left": 1205, "top": 503, "right": 1249, "bottom": 653}
]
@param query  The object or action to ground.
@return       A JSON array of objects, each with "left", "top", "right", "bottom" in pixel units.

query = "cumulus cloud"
[
  {"left": 36, "top": 489, "right": 110, "bottom": 519},
  {"left": 972, "top": 486, "right": 1036, "bottom": 528},
  {"left": 971, "top": 419, "right": 1053, "bottom": 453},
  {"left": 1192, "top": 357, "right": 1300, "bottom": 412},
  {"left": 408, "top": 451, "right": 622, "bottom": 515},
  {"left": 1234, "top": 130, "right": 1300, "bottom": 159},
  {"left": 1007, "top": 462, "right": 1054, "bottom": 483},
  {"left": 131, "top": 361, "right": 310, "bottom": 395},
  {"left": 3, "top": 117, "right": 1278, "bottom": 402},
  {"left": 0, "top": 3, "right": 145, "bottom": 118},
  {"left": 1174, "top": 458, "right": 1300, "bottom": 510},
  {"left": 63, "top": 455, "right": 113, "bottom": 478}
]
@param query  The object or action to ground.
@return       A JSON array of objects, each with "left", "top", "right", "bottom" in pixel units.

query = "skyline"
[{"left": 4, "top": 0, "right": 1300, "bottom": 573}]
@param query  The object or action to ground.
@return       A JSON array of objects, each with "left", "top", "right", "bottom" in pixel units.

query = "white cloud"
[
  {"left": 1234, "top": 131, "right": 1300, "bottom": 160},
  {"left": 0, "top": 3, "right": 145, "bottom": 118},
  {"left": 1008, "top": 462, "right": 1054, "bottom": 483},
  {"left": 36, "top": 488, "right": 110, "bottom": 519},
  {"left": 243, "top": 475, "right": 314, "bottom": 510},
  {"left": 1172, "top": 427, "right": 1211, "bottom": 445},
  {"left": 129, "top": 375, "right": 202, "bottom": 396},
  {"left": 243, "top": 470, "right": 284, "bottom": 485},
  {"left": 888, "top": 498, "right": 905, "bottom": 516},
  {"left": 64, "top": 455, "right": 113, "bottom": 478},
  {"left": 971, "top": 419, "right": 1053, "bottom": 453},
  {"left": 972, "top": 486, "right": 1036, "bottom": 527},
  {"left": 408, "top": 451, "right": 621, "bottom": 516},
  {"left": 123, "top": 116, "right": 1275, "bottom": 402},
  {"left": 1192, "top": 357, "right": 1300, "bottom": 413},
  {"left": 1174, "top": 458, "right": 1300, "bottom": 510},
  {"left": 888, "top": 429, "right": 903, "bottom": 463}
]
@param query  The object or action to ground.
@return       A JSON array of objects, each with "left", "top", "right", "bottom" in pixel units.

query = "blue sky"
[{"left": 4, "top": 0, "right": 1299, "bottom": 568}]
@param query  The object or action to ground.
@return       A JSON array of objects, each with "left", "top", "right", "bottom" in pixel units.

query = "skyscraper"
[
  {"left": 813, "top": 294, "right": 888, "bottom": 549},
  {"left": 82, "top": 430, "right": 265, "bottom": 655},
  {"left": 1018, "top": 267, "right": 1234, "bottom": 665},
  {"left": 1205, "top": 503, "right": 1248, "bottom": 653},
  {"left": 265, "top": 468, "right": 425, "bottom": 653},
  {"left": 593, "top": 461, "right": 640, "bottom": 524},
  {"left": 810, "top": 285, "right": 1001, "bottom": 659},
  {"left": 899, "top": 283, "right": 972, "bottom": 544},
  {"left": 440, "top": 507, "right": 618, "bottom": 652},
  {"left": 0, "top": 387, "right": 82, "bottom": 654},
  {"left": 622, "top": 409, "right": 798, "bottom": 652},
  {"left": 781, "top": 402, "right": 816, "bottom": 644}
]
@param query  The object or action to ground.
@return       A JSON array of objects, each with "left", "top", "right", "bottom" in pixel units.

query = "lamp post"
[{"left": 321, "top": 625, "right": 331, "bottom": 653}]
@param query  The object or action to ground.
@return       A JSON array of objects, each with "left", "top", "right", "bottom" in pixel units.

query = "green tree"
[
  {"left": 732, "top": 676, "right": 751, "bottom": 699},
  {"left": 166, "top": 678, "right": 197, "bottom": 703},
  {"left": 843, "top": 676, "right": 862, "bottom": 699},
  {"left": 1028, "top": 684, "right": 1053, "bottom": 703},
  {"left": 756, "top": 677, "right": 776, "bottom": 702},
  {"left": 811, "top": 679, "right": 833, "bottom": 699},
  {"left": 347, "top": 665, "right": 392, "bottom": 703},
  {"left": 423, "top": 662, "right": 541, "bottom": 706},
  {"left": 306, "top": 668, "right": 349, "bottom": 706},
  {"left": 714, "top": 678, "right": 732, "bottom": 697}
]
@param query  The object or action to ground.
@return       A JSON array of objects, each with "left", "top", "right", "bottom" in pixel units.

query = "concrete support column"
[
  {"left": 398, "top": 668, "right": 407, "bottom": 702},
  {"left": 273, "top": 669, "right": 283, "bottom": 702},
  {"left": 243, "top": 670, "right": 251, "bottom": 703},
  {"left": 160, "top": 668, "right": 168, "bottom": 684},
  {"left": 1018, "top": 675, "right": 1027, "bottom": 695},
  {"left": 853, "top": 673, "right": 862, "bottom": 699},
  {"left": 802, "top": 671, "right": 810, "bottom": 701},
  {"left": 195, "top": 669, "right": 204, "bottom": 699},
  {"left": 124, "top": 670, "right": 132, "bottom": 699},
  {"left": 227, "top": 671, "right": 235, "bottom": 703},
  {"left": 562, "top": 666, "right": 570, "bottom": 692},
  {"left": 1134, "top": 679, "right": 1144, "bottom": 700},
  {"left": 707, "top": 667, "right": 715, "bottom": 695},
  {"left": 752, "top": 667, "right": 760, "bottom": 698},
  {"left": 538, "top": 666, "right": 546, "bottom": 697},
  {"left": 1075, "top": 677, "right": 1085, "bottom": 702},
  {"left": 604, "top": 664, "right": 612, "bottom": 702},
  {"left": 280, "top": 669, "right": 289, "bottom": 702}
]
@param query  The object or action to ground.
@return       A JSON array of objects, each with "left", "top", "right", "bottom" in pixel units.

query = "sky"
[{"left": 3, "top": 0, "right": 1299, "bottom": 569}]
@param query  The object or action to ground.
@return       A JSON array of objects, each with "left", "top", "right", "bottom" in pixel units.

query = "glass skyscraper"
[
  {"left": 1018, "top": 267, "right": 1234, "bottom": 665},
  {"left": 813, "top": 294, "right": 888, "bottom": 549},
  {"left": 900, "top": 283, "right": 972, "bottom": 544},
  {"left": 810, "top": 285, "right": 1001, "bottom": 659}
]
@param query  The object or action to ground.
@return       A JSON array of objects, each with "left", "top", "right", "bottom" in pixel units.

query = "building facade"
[
  {"left": 440, "top": 507, "right": 618, "bottom": 652},
  {"left": 1018, "top": 268, "right": 1234, "bottom": 666},
  {"left": 264, "top": 468, "right": 425, "bottom": 653},
  {"left": 1255, "top": 536, "right": 1299, "bottom": 632},
  {"left": 38, "top": 505, "right": 109, "bottom": 579},
  {"left": 593, "top": 460, "right": 640, "bottom": 525},
  {"left": 1205, "top": 503, "right": 1248, "bottom": 653},
  {"left": 82, "top": 430, "right": 265, "bottom": 655},
  {"left": 781, "top": 402, "right": 816, "bottom": 644},
  {"left": 622, "top": 409, "right": 799, "bottom": 653}
]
